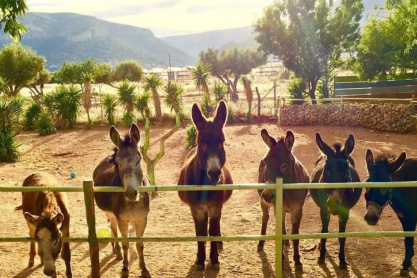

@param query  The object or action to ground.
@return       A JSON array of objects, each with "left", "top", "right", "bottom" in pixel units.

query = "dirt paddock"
[{"left": 1, "top": 123, "right": 417, "bottom": 278}]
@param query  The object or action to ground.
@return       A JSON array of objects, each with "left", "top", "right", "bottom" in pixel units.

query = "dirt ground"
[{"left": 1, "top": 122, "right": 417, "bottom": 278}]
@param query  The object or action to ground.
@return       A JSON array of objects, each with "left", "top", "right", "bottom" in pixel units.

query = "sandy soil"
[{"left": 1, "top": 122, "right": 417, "bottom": 278}]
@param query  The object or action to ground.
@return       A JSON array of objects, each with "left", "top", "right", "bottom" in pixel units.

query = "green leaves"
[
  {"left": 0, "top": 0, "right": 28, "bottom": 41},
  {"left": 189, "top": 61, "right": 211, "bottom": 93}
]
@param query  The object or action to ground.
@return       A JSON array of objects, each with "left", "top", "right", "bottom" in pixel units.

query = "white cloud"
[{"left": 27, "top": 0, "right": 273, "bottom": 36}]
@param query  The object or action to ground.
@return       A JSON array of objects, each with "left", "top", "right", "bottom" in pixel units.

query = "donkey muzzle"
[
  {"left": 207, "top": 156, "right": 221, "bottom": 185},
  {"left": 261, "top": 189, "right": 275, "bottom": 203},
  {"left": 364, "top": 204, "right": 380, "bottom": 225},
  {"left": 43, "top": 262, "right": 56, "bottom": 276},
  {"left": 123, "top": 174, "right": 139, "bottom": 201},
  {"left": 326, "top": 191, "right": 342, "bottom": 215}
]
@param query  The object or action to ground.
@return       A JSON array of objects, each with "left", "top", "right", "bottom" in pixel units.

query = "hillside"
[
  {"left": 0, "top": 13, "right": 196, "bottom": 70},
  {"left": 161, "top": 26, "right": 256, "bottom": 59}
]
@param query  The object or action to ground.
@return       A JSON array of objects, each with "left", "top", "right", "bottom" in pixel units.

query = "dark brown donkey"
[
  {"left": 364, "top": 150, "right": 417, "bottom": 276},
  {"left": 21, "top": 172, "right": 72, "bottom": 277},
  {"left": 310, "top": 133, "right": 361, "bottom": 269},
  {"left": 257, "top": 129, "right": 310, "bottom": 268},
  {"left": 178, "top": 100, "right": 233, "bottom": 271},
  {"left": 93, "top": 123, "right": 151, "bottom": 278}
]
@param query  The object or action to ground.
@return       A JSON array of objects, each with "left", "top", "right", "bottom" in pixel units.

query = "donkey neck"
[{"left": 41, "top": 192, "right": 61, "bottom": 218}]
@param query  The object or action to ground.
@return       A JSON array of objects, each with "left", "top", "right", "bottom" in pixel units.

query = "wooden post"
[
  {"left": 83, "top": 180, "right": 100, "bottom": 278},
  {"left": 273, "top": 79, "right": 277, "bottom": 117},
  {"left": 256, "top": 87, "right": 261, "bottom": 119}
]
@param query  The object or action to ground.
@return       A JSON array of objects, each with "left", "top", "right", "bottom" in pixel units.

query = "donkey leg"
[
  {"left": 291, "top": 208, "right": 303, "bottom": 268},
  {"left": 109, "top": 215, "right": 122, "bottom": 260},
  {"left": 209, "top": 206, "right": 222, "bottom": 271},
  {"left": 61, "top": 216, "right": 72, "bottom": 278},
  {"left": 192, "top": 208, "right": 208, "bottom": 271},
  {"left": 118, "top": 220, "right": 130, "bottom": 278},
  {"left": 28, "top": 229, "right": 36, "bottom": 267},
  {"left": 318, "top": 207, "right": 330, "bottom": 264},
  {"left": 134, "top": 219, "right": 151, "bottom": 278},
  {"left": 338, "top": 210, "right": 349, "bottom": 269},
  {"left": 399, "top": 217, "right": 416, "bottom": 276},
  {"left": 257, "top": 200, "right": 269, "bottom": 251}
]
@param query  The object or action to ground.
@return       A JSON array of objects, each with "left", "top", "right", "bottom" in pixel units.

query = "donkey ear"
[
  {"left": 316, "top": 133, "right": 333, "bottom": 156},
  {"left": 192, "top": 103, "right": 206, "bottom": 130},
  {"left": 285, "top": 130, "right": 295, "bottom": 151},
  {"left": 130, "top": 123, "right": 141, "bottom": 146},
  {"left": 261, "top": 129, "right": 276, "bottom": 148},
  {"left": 213, "top": 101, "right": 228, "bottom": 127},
  {"left": 110, "top": 126, "right": 121, "bottom": 146},
  {"left": 24, "top": 212, "right": 40, "bottom": 229},
  {"left": 344, "top": 134, "right": 355, "bottom": 155},
  {"left": 52, "top": 212, "right": 64, "bottom": 228},
  {"left": 389, "top": 152, "right": 406, "bottom": 173},
  {"left": 365, "top": 149, "right": 374, "bottom": 169}
]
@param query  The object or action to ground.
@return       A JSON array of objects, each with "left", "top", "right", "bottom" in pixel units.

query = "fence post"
[
  {"left": 277, "top": 97, "right": 281, "bottom": 126},
  {"left": 83, "top": 180, "right": 100, "bottom": 278},
  {"left": 275, "top": 178, "right": 283, "bottom": 277},
  {"left": 274, "top": 79, "right": 277, "bottom": 116}
]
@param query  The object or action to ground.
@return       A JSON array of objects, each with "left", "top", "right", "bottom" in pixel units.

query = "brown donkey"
[
  {"left": 21, "top": 172, "right": 72, "bottom": 277},
  {"left": 93, "top": 123, "right": 151, "bottom": 278},
  {"left": 178, "top": 101, "right": 233, "bottom": 271},
  {"left": 257, "top": 129, "right": 309, "bottom": 268},
  {"left": 310, "top": 133, "right": 361, "bottom": 269}
]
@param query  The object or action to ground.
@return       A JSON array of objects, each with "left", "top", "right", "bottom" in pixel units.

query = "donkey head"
[
  {"left": 192, "top": 100, "right": 228, "bottom": 185},
  {"left": 24, "top": 212, "right": 64, "bottom": 277},
  {"left": 364, "top": 150, "right": 406, "bottom": 225},
  {"left": 316, "top": 133, "right": 355, "bottom": 215},
  {"left": 110, "top": 123, "right": 144, "bottom": 201},
  {"left": 259, "top": 129, "right": 295, "bottom": 203}
]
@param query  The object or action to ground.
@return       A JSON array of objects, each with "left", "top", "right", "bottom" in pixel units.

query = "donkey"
[
  {"left": 178, "top": 100, "right": 233, "bottom": 271},
  {"left": 93, "top": 123, "right": 151, "bottom": 278},
  {"left": 21, "top": 172, "right": 72, "bottom": 277},
  {"left": 310, "top": 133, "right": 361, "bottom": 269},
  {"left": 364, "top": 149, "right": 417, "bottom": 276},
  {"left": 257, "top": 129, "right": 310, "bottom": 268}
]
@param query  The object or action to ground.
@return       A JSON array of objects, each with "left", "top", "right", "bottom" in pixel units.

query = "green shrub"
[
  {"left": 24, "top": 102, "right": 42, "bottom": 130},
  {"left": 135, "top": 91, "right": 151, "bottom": 119},
  {"left": 36, "top": 112, "right": 57, "bottom": 136},
  {"left": 184, "top": 125, "right": 197, "bottom": 148},
  {"left": 164, "top": 82, "right": 183, "bottom": 113},
  {"left": 117, "top": 79, "right": 137, "bottom": 114},
  {"left": 212, "top": 83, "right": 227, "bottom": 101},
  {"left": 102, "top": 93, "right": 117, "bottom": 125},
  {"left": 200, "top": 93, "right": 215, "bottom": 118},
  {"left": 0, "top": 97, "right": 24, "bottom": 133},
  {"left": 0, "top": 129, "right": 21, "bottom": 162},
  {"left": 287, "top": 77, "right": 307, "bottom": 105},
  {"left": 122, "top": 111, "right": 134, "bottom": 127},
  {"left": 227, "top": 106, "right": 236, "bottom": 124}
]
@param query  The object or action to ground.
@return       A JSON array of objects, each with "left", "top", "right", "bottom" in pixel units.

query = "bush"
[
  {"left": 227, "top": 106, "right": 237, "bottom": 124},
  {"left": 122, "top": 111, "right": 134, "bottom": 127},
  {"left": 212, "top": 83, "right": 227, "bottom": 101},
  {"left": 135, "top": 91, "right": 151, "bottom": 120},
  {"left": 0, "top": 129, "right": 21, "bottom": 162},
  {"left": 287, "top": 77, "right": 307, "bottom": 105},
  {"left": 184, "top": 125, "right": 197, "bottom": 148},
  {"left": 200, "top": 93, "right": 216, "bottom": 118},
  {"left": 102, "top": 93, "right": 117, "bottom": 125},
  {"left": 117, "top": 79, "right": 137, "bottom": 113},
  {"left": 0, "top": 97, "right": 24, "bottom": 133},
  {"left": 24, "top": 102, "right": 42, "bottom": 130},
  {"left": 164, "top": 82, "right": 183, "bottom": 113},
  {"left": 36, "top": 112, "right": 57, "bottom": 136}
]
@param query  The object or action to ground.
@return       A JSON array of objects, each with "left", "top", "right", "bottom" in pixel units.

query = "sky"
[{"left": 26, "top": 0, "right": 275, "bottom": 37}]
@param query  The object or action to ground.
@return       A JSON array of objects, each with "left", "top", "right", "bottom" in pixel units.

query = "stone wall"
[{"left": 280, "top": 103, "right": 416, "bottom": 132}]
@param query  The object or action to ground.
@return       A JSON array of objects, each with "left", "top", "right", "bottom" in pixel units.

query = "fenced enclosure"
[{"left": 2, "top": 179, "right": 417, "bottom": 277}]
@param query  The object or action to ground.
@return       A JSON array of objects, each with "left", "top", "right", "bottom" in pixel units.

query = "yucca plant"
[
  {"left": 117, "top": 79, "right": 137, "bottom": 114},
  {"left": 199, "top": 93, "right": 216, "bottom": 118},
  {"left": 135, "top": 91, "right": 151, "bottom": 120},
  {"left": 0, "top": 97, "right": 24, "bottom": 162},
  {"left": 35, "top": 112, "right": 57, "bottom": 136},
  {"left": 190, "top": 61, "right": 211, "bottom": 99},
  {"left": 24, "top": 102, "right": 42, "bottom": 130},
  {"left": 143, "top": 75, "right": 163, "bottom": 121},
  {"left": 212, "top": 83, "right": 227, "bottom": 101},
  {"left": 287, "top": 77, "right": 307, "bottom": 105},
  {"left": 102, "top": 93, "right": 117, "bottom": 125},
  {"left": 163, "top": 82, "right": 183, "bottom": 113},
  {"left": 0, "top": 130, "right": 21, "bottom": 162},
  {"left": 184, "top": 125, "right": 197, "bottom": 148}
]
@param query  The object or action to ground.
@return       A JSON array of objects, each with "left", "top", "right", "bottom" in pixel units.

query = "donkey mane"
[
  {"left": 109, "top": 133, "right": 135, "bottom": 163},
  {"left": 41, "top": 192, "right": 61, "bottom": 219},
  {"left": 314, "top": 143, "right": 355, "bottom": 167},
  {"left": 372, "top": 151, "right": 397, "bottom": 162}
]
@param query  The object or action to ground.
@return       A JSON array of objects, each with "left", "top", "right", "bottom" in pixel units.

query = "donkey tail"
[{"left": 15, "top": 205, "right": 23, "bottom": 211}]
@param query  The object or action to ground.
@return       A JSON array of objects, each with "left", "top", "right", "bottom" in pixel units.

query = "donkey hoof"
[
  {"left": 217, "top": 242, "right": 223, "bottom": 250},
  {"left": 339, "top": 263, "right": 348, "bottom": 270},
  {"left": 257, "top": 245, "right": 264, "bottom": 252},
  {"left": 121, "top": 267, "right": 129, "bottom": 278},
  {"left": 28, "top": 261, "right": 34, "bottom": 267},
  {"left": 399, "top": 269, "right": 409, "bottom": 277},
  {"left": 196, "top": 264, "right": 205, "bottom": 271},
  {"left": 317, "top": 258, "right": 325, "bottom": 265},
  {"left": 211, "top": 263, "right": 220, "bottom": 271},
  {"left": 295, "top": 262, "right": 303, "bottom": 271},
  {"left": 141, "top": 269, "right": 152, "bottom": 278}
]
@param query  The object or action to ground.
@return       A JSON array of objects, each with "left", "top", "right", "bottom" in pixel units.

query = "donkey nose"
[
  {"left": 208, "top": 169, "right": 221, "bottom": 181},
  {"left": 44, "top": 268, "right": 55, "bottom": 276},
  {"left": 125, "top": 189, "right": 138, "bottom": 201}
]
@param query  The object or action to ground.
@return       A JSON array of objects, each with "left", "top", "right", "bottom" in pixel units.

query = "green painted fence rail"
[{"left": 2, "top": 179, "right": 417, "bottom": 277}]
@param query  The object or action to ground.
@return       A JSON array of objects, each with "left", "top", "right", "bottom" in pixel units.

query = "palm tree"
[
  {"left": 143, "top": 75, "right": 163, "bottom": 121},
  {"left": 189, "top": 61, "right": 211, "bottom": 100},
  {"left": 117, "top": 79, "right": 137, "bottom": 114}
]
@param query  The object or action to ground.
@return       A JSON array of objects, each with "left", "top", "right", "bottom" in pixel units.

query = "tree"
[
  {"left": 0, "top": 44, "right": 46, "bottom": 96},
  {"left": 114, "top": 60, "right": 143, "bottom": 82},
  {"left": 350, "top": 0, "right": 417, "bottom": 80},
  {"left": 189, "top": 61, "right": 211, "bottom": 99},
  {"left": 200, "top": 46, "right": 267, "bottom": 101},
  {"left": 27, "top": 69, "right": 52, "bottom": 107},
  {"left": 143, "top": 75, "right": 163, "bottom": 121},
  {"left": 254, "top": 0, "right": 364, "bottom": 103},
  {"left": 0, "top": 0, "right": 28, "bottom": 41}
]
